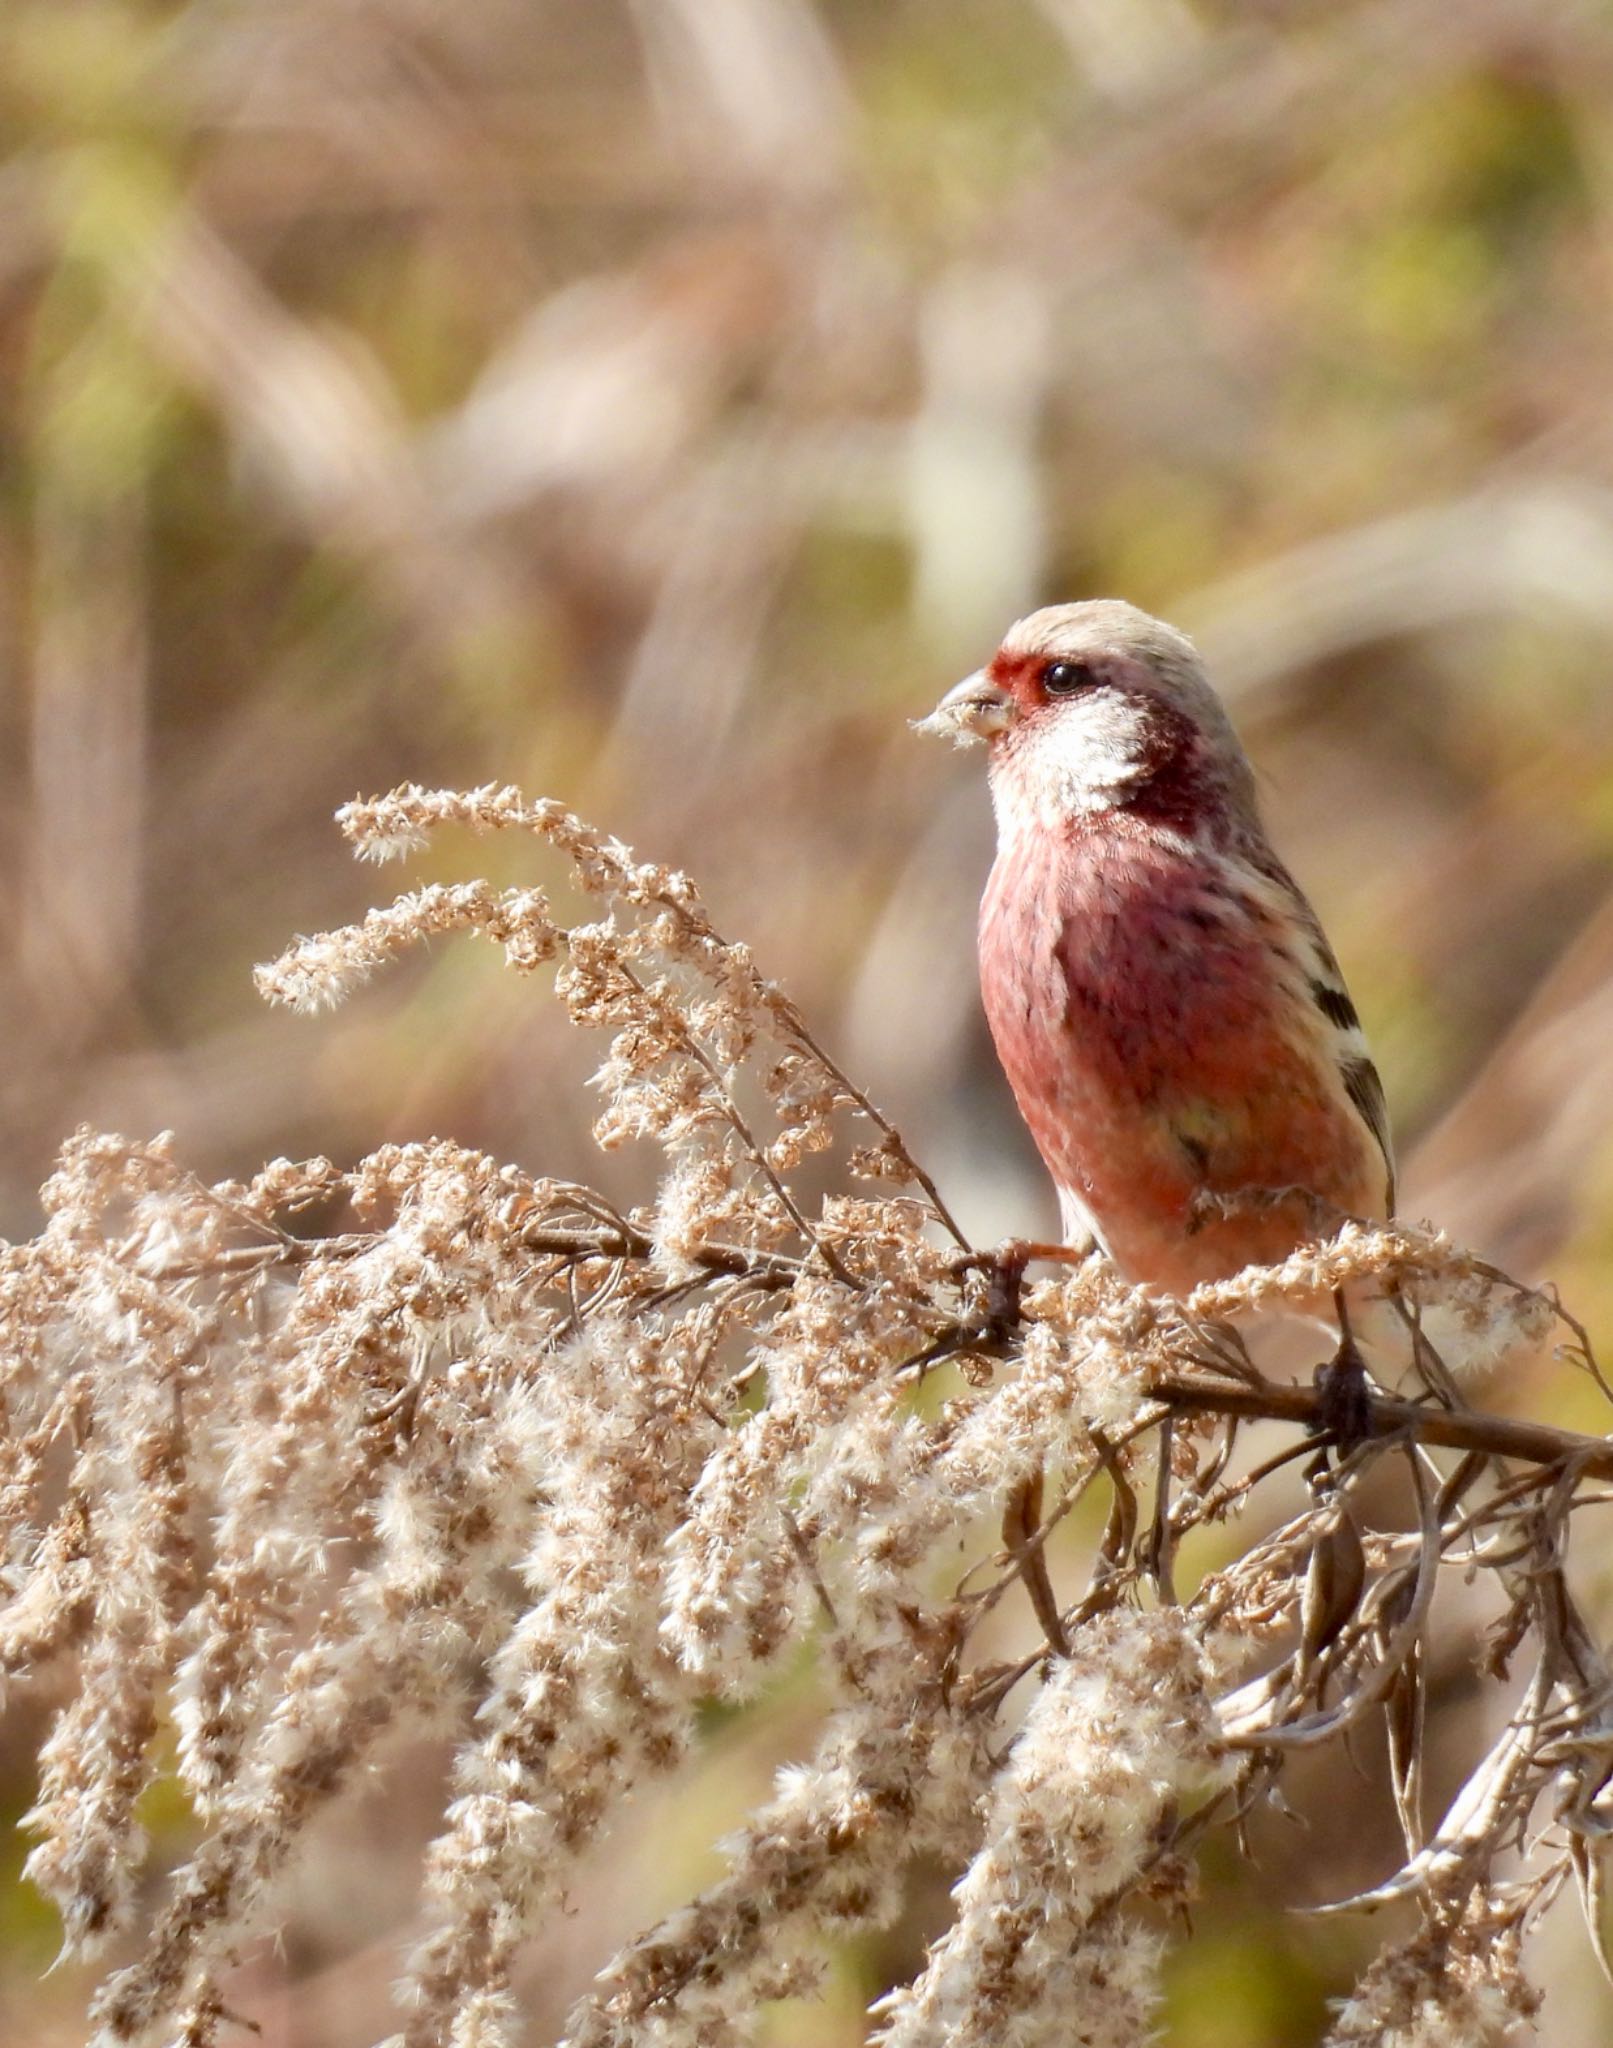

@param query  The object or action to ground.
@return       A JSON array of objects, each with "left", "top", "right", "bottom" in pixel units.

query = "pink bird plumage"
[{"left": 923, "top": 599, "right": 1394, "bottom": 1302}]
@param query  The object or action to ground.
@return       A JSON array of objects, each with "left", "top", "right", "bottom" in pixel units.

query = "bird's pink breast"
[{"left": 978, "top": 813, "right": 1382, "bottom": 1294}]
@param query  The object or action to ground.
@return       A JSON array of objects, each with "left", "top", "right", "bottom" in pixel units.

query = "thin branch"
[{"left": 1151, "top": 1373, "right": 1613, "bottom": 1481}]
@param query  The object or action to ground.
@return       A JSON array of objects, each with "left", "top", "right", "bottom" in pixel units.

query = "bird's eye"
[{"left": 1041, "top": 660, "right": 1096, "bottom": 697}]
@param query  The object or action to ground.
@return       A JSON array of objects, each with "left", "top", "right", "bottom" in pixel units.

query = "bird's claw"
[
  {"left": 1312, "top": 1335, "right": 1376, "bottom": 1454},
  {"left": 985, "top": 1243, "right": 1035, "bottom": 1335},
  {"left": 951, "top": 1239, "right": 1091, "bottom": 1344}
]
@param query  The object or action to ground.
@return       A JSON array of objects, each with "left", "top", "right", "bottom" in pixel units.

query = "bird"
[{"left": 919, "top": 599, "right": 1394, "bottom": 1417}]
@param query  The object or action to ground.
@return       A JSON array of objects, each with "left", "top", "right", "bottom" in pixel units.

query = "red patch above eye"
[
  {"left": 985, "top": 650, "right": 1038, "bottom": 701},
  {"left": 985, "top": 651, "right": 1099, "bottom": 707}
]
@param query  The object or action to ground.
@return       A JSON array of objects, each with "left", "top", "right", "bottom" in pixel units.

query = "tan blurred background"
[{"left": 6, "top": 0, "right": 1613, "bottom": 2041}]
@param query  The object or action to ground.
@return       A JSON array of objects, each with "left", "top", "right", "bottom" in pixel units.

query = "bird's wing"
[{"left": 1243, "top": 851, "right": 1397, "bottom": 1215}]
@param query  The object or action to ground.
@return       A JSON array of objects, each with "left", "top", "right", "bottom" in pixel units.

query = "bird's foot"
[
  {"left": 958, "top": 1236, "right": 1094, "bottom": 1270},
  {"left": 1312, "top": 1333, "right": 1376, "bottom": 1453},
  {"left": 952, "top": 1239, "right": 1094, "bottom": 1342}
]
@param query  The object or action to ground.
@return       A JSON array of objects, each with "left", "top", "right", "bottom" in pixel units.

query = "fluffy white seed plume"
[
  {"left": 2, "top": 788, "right": 1608, "bottom": 2048},
  {"left": 873, "top": 1611, "right": 1231, "bottom": 2048},
  {"left": 1322, "top": 1903, "right": 1539, "bottom": 2046}
]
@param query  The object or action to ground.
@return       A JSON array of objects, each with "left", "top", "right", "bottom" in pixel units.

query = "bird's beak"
[{"left": 912, "top": 670, "right": 1016, "bottom": 748}]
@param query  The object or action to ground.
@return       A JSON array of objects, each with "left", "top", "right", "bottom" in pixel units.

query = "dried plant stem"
[
  {"left": 4, "top": 790, "right": 1609, "bottom": 2048},
  {"left": 1153, "top": 1373, "right": 1613, "bottom": 1478}
]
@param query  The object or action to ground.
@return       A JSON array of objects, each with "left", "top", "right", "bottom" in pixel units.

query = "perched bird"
[{"left": 919, "top": 599, "right": 1393, "bottom": 1337}]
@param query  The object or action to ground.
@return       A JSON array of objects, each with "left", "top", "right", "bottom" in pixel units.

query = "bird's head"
[{"left": 917, "top": 599, "right": 1258, "bottom": 835}]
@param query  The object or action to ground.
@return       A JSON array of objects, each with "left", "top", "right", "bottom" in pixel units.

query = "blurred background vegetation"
[{"left": 6, "top": 0, "right": 1613, "bottom": 2041}]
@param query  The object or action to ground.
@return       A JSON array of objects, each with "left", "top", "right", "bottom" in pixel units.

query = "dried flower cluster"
[{"left": 3, "top": 786, "right": 1612, "bottom": 2046}]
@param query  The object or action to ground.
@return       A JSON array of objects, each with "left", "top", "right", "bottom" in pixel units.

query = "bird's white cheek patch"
[{"left": 990, "top": 693, "right": 1152, "bottom": 832}]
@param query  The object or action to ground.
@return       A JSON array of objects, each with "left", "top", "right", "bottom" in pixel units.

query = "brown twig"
[{"left": 1151, "top": 1373, "right": 1613, "bottom": 1480}]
